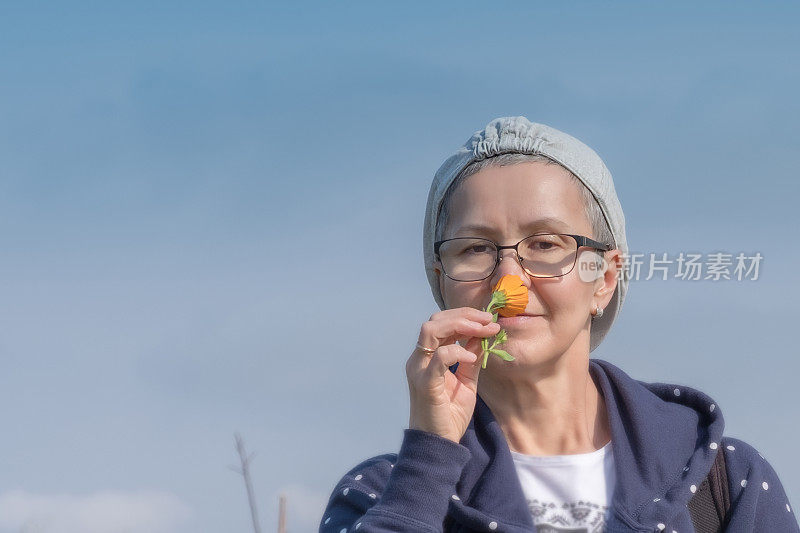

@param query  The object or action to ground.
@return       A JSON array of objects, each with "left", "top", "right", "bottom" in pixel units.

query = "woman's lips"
[{"left": 496, "top": 314, "right": 543, "bottom": 327}]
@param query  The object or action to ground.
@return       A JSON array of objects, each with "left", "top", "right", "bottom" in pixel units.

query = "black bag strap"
[{"left": 688, "top": 447, "right": 731, "bottom": 533}]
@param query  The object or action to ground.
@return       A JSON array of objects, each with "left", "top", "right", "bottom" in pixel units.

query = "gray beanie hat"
[{"left": 422, "top": 116, "right": 629, "bottom": 352}]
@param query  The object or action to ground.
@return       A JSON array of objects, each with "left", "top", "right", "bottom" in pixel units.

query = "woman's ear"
[
  {"left": 594, "top": 249, "right": 622, "bottom": 307},
  {"left": 433, "top": 260, "right": 447, "bottom": 307}
]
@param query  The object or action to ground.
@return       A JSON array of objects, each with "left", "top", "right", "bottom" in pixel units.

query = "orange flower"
[
  {"left": 491, "top": 274, "right": 529, "bottom": 317},
  {"left": 479, "top": 274, "right": 529, "bottom": 368}
]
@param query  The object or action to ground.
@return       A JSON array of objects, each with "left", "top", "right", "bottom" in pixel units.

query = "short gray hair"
[{"left": 434, "top": 153, "right": 615, "bottom": 249}]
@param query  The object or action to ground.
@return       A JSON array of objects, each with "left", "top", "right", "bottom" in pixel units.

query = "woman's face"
[{"left": 434, "top": 161, "right": 620, "bottom": 365}]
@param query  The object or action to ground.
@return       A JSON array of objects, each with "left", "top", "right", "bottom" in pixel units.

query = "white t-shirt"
[{"left": 510, "top": 440, "right": 616, "bottom": 533}]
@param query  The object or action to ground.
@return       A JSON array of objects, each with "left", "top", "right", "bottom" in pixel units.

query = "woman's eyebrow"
[{"left": 455, "top": 217, "right": 571, "bottom": 236}]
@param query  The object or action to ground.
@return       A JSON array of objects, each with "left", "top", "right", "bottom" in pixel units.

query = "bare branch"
[{"left": 232, "top": 432, "right": 262, "bottom": 533}]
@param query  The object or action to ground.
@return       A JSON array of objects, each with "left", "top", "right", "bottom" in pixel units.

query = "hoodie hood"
[{"left": 447, "top": 357, "right": 725, "bottom": 532}]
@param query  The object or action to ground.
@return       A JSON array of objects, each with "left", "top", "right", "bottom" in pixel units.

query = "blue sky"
[{"left": 1, "top": 2, "right": 799, "bottom": 531}]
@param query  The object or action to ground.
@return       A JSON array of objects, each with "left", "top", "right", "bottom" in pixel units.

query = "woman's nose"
[{"left": 491, "top": 249, "right": 530, "bottom": 285}]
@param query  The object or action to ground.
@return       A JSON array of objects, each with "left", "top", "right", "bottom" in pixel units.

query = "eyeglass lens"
[{"left": 438, "top": 234, "right": 578, "bottom": 281}]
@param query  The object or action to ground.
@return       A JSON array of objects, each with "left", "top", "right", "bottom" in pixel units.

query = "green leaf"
[
  {"left": 489, "top": 349, "right": 515, "bottom": 361},
  {"left": 492, "top": 312, "right": 498, "bottom": 322}
]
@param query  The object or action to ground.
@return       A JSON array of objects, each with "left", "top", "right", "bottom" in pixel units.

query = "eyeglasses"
[{"left": 434, "top": 233, "right": 612, "bottom": 282}]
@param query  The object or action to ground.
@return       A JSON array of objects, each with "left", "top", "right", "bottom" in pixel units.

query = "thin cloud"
[{"left": 0, "top": 489, "right": 192, "bottom": 533}]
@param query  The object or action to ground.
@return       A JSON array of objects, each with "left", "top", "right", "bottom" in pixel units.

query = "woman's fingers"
[
  {"left": 417, "top": 315, "right": 499, "bottom": 353},
  {"left": 424, "top": 343, "right": 478, "bottom": 381},
  {"left": 452, "top": 338, "right": 483, "bottom": 388},
  {"left": 428, "top": 307, "right": 494, "bottom": 326},
  {"left": 410, "top": 318, "right": 498, "bottom": 376}
]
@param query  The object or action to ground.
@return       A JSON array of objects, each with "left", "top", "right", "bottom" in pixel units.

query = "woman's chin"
[{"left": 492, "top": 332, "right": 555, "bottom": 365}]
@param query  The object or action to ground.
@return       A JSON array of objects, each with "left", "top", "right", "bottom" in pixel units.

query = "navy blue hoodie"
[{"left": 320, "top": 358, "right": 798, "bottom": 532}]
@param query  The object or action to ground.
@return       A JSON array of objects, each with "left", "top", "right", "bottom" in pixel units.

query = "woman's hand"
[{"left": 406, "top": 307, "right": 501, "bottom": 444}]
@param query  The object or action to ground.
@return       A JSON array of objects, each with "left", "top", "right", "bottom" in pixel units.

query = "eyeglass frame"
[{"left": 433, "top": 233, "right": 613, "bottom": 282}]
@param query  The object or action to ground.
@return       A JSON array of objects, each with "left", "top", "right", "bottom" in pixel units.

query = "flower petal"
[{"left": 493, "top": 275, "right": 529, "bottom": 317}]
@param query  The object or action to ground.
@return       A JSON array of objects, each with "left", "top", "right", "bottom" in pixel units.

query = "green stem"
[{"left": 480, "top": 294, "right": 506, "bottom": 368}]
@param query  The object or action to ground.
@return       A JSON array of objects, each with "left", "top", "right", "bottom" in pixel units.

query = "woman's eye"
[{"left": 468, "top": 245, "right": 491, "bottom": 254}]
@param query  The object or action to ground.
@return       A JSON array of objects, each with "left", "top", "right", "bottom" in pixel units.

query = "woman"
[{"left": 320, "top": 117, "right": 798, "bottom": 532}]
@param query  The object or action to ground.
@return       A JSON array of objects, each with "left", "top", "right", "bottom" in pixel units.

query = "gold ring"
[{"left": 415, "top": 343, "right": 436, "bottom": 355}]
